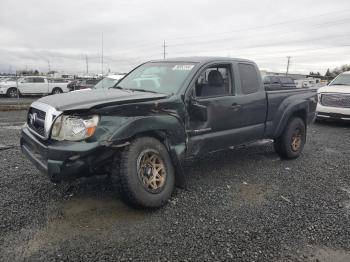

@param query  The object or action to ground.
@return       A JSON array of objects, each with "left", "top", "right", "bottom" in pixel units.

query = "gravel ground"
[{"left": 0, "top": 110, "right": 350, "bottom": 262}]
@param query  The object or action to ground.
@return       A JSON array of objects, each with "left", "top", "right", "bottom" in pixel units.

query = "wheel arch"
[
  {"left": 273, "top": 102, "right": 308, "bottom": 138},
  {"left": 109, "top": 116, "right": 188, "bottom": 188},
  {"left": 52, "top": 87, "right": 63, "bottom": 93},
  {"left": 6, "top": 86, "right": 20, "bottom": 96}
]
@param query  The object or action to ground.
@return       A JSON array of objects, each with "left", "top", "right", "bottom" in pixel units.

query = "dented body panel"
[{"left": 20, "top": 57, "right": 317, "bottom": 186}]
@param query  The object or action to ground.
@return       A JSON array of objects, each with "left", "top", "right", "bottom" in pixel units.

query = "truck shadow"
[{"left": 314, "top": 119, "right": 350, "bottom": 128}]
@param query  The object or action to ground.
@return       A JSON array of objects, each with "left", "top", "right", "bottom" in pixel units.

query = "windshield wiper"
[
  {"left": 127, "top": 88, "right": 161, "bottom": 94},
  {"left": 331, "top": 83, "right": 348, "bottom": 86},
  {"left": 110, "top": 85, "right": 124, "bottom": 89}
]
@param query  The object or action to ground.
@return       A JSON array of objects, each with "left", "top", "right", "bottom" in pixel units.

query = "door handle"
[{"left": 231, "top": 103, "right": 242, "bottom": 109}]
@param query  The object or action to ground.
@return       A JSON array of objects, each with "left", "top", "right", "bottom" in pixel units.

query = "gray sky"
[{"left": 1, "top": 0, "right": 350, "bottom": 75}]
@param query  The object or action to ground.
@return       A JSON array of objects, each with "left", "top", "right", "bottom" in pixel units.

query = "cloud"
[{"left": 0, "top": 0, "right": 350, "bottom": 74}]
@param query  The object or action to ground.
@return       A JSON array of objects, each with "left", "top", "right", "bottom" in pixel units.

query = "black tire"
[
  {"left": 274, "top": 117, "right": 306, "bottom": 159},
  {"left": 114, "top": 137, "right": 175, "bottom": 208},
  {"left": 7, "top": 87, "right": 19, "bottom": 98},
  {"left": 52, "top": 87, "right": 63, "bottom": 95}
]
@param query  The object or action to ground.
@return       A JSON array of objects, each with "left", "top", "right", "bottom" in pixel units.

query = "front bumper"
[
  {"left": 316, "top": 103, "right": 350, "bottom": 121},
  {"left": 20, "top": 126, "right": 113, "bottom": 182}
]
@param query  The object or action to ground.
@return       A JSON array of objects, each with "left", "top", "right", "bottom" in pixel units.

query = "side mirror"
[{"left": 188, "top": 97, "right": 208, "bottom": 122}]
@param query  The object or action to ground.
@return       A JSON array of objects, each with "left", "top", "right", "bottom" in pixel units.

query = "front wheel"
[
  {"left": 7, "top": 87, "right": 19, "bottom": 98},
  {"left": 274, "top": 117, "right": 306, "bottom": 159},
  {"left": 114, "top": 137, "right": 175, "bottom": 208}
]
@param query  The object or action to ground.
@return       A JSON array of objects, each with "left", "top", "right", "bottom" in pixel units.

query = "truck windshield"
[
  {"left": 113, "top": 62, "right": 196, "bottom": 94},
  {"left": 330, "top": 74, "right": 350, "bottom": 86}
]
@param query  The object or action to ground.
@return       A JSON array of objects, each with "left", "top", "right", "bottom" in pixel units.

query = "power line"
[
  {"left": 82, "top": 9, "right": 350, "bottom": 56},
  {"left": 165, "top": 8, "right": 350, "bottom": 42}
]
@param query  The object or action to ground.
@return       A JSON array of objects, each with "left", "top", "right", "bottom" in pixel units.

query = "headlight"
[{"left": 51, "top": 115, "right": 99, "bottom": 141}]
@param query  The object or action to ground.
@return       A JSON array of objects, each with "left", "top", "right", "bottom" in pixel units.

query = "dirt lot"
[{"left": 0, "top": 110, "right": 350, "bottom": 262}]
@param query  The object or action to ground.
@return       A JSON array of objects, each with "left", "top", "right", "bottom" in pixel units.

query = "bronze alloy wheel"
[
  {"left": 137, "top": 149, "right": 167, "bottom": 193},
  {"left": 291, "top": 128, "right": 302, "bottom": 152}
]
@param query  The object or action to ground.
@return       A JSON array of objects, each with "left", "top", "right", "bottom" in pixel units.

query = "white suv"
[{"left": 316, "top": 71, "right": 350, "bottom": 121}]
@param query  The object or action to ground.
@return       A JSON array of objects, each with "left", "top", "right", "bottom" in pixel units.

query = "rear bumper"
[{"left": 20, "top": 126, "right": 113, "bottom": 182}]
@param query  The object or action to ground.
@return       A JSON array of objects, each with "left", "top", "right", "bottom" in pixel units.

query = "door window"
[
  {"left": 195, "top": 65, "right": 232, "bottom": 98},
  {"left": 34, "top": 78, "right": 45, "bottom": 83},
  {"left": 23, "top": 78, "right": 34, "bottom": 83},
  {"left": 280, "top": 77, "right": 294, "bottom": 84}
]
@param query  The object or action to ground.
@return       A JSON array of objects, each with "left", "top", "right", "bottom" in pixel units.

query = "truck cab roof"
[{"left": 149, "top": 56, "right": 255, "bottom": 64}]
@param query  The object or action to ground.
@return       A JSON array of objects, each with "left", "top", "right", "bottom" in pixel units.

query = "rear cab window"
[{"left": 237, "top": 63, "right": 260, "bottom": 94}]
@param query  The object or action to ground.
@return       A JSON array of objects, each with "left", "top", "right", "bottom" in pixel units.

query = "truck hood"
[
  {"left": 318, "top": 85, "right": 350, "bottom": 94},
  {"left": 36, "top": 88, "right": 168, "bottom": 111}
]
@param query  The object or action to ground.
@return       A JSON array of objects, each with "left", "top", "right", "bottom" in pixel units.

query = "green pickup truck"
[{"left": 21, "top": 57, "right": 317, "bottom": 208}]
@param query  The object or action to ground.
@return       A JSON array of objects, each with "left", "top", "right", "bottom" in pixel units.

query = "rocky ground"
[{"left": 0, "top": 110, "right": 350, "bottom": 262}]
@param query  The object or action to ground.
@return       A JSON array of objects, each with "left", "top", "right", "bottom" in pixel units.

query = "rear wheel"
[
  {"left": 114, "top": 137, "right": 175, "bottom": 208},
  {"left": 52, "top": 87, "right": 63, "bottom": 95},
  {"left": 274, "top": 117, "right": 306, "bottom": 159},
  {"left": 7, "top": 87, "right": 19, "bottom": 98}
]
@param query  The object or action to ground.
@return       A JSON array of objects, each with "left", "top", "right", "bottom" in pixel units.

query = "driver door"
[
  {"left": 186, "top": 63, "right": 241, "bottom": 156},
  {"left": 18, "top": 77, "right": 34, "bottom": 94}
]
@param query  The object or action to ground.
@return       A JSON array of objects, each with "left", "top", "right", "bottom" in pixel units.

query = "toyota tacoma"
[{"left": 20, "top": 57, "right": 317, "bottom": 208}]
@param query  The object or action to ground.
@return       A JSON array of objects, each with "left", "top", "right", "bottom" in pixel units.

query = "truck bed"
[{"left": 265, "top": 88, "right": 318, "bottom": 138}]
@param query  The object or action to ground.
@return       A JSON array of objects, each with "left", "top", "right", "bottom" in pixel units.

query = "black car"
[
  {"left": 67, "top": 78, "right": 99, "bottom": 91},
  {"left": 263, "top": 75, "right": 297, "bottom": 90}
]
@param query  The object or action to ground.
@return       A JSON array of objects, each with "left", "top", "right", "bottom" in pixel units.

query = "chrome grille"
[
  {"left": 27, "top": 107, "right": 46, "bottom": 137},
  {"left": 321, "top": 94, "right": 350, "bottom": 108},
  {"left": 26, "top": 101, "right": 62, "bottom": 140}
]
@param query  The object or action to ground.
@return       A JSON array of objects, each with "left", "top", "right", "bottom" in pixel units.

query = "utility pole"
[
  {"left": 101, "top": 32, "right": 104, "bottom": 75},
  {"left": 85, "top": 55, "right": 89, "bottom": 74},
  {"left": 286, "top": 56, "right": 291, "bottom": 76},
  {"left": 163, "top": 40, "right": 167, "bottom": 59},
  {"left": 48, "top": 60, "right": 51, "bottom": 73}
]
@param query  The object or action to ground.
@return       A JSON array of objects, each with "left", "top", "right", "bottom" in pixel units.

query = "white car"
[
  {"left": 316, "top": 71, "right": 350, "bottom": 121},
  {"left": 0, "top": 76, "right": 69, "bottom": 98}
]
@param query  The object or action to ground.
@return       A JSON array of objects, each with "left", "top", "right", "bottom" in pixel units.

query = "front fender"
[
  {"left": 94, "top": 114, "right": 188, "bottom": 188},
  {"left": 108, "top": 115, "right": 186, "bottom": 143}
]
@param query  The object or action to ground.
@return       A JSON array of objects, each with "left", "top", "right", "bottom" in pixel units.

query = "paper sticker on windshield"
[{"left": 172, "top": 65, "right": 194, "bottom": 71}]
